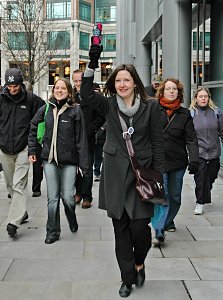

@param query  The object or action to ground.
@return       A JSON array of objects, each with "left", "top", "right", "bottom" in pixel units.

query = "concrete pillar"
[
  {"left": 116, "top": 0, "right": 151, "bottom": 85},
  {"left": 210, "top": 0, "right": 223, "bottom": 107},
  {"left": 70, "top": 21, "right": 80, "bottom": 77},
  {"left": 116, "top": 0, "right": 134, "bottom": 65},
  {"left": 162, "top": 0, "right": 191, "bottom": 106}
]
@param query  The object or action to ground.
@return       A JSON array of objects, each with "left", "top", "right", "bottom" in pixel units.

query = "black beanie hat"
[{"left": 5, "top": 68, "right": 23, "bottom": 85}]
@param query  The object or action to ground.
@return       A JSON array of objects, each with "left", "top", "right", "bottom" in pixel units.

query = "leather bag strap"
[{"left": 118, "top": 112, "right": 140, "bottom": 170}]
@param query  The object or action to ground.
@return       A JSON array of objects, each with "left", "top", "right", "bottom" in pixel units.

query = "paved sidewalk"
[{"left": 0, "top": 169, "right": 223, "bottom": 300}]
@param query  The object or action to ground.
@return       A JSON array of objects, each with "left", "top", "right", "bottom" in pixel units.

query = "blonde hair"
[{"left": 189, "top": 87, "right": 217, "bottom": 111}]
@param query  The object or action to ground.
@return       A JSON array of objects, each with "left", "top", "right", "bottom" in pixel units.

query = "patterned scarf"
[
  {"left": 116, "top": 94, "right": 140, "bottom": 117},
  {"left": 159, "top": 96, "right": 181, "bottom": 117}
]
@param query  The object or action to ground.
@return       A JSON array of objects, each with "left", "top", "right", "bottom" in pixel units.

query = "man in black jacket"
[
  {"left": 0, "top": 68, "right": 43, "bottom": 237},
  {"left": 72, "top": 69, "right": 105, "bottom": 208},
  {"left": 145, "top": 74, "right": 162, "bottom": 97}
]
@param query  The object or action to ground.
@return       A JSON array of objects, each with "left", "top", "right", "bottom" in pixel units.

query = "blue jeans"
[
  {"left": 43, "top": 161, "right": 77, "bottom": 239},
  {"left": 151, "top": 169, "right": 186, "bottom": 238},
  {"left": 163, "top": 168, "right": 186, "bottom": 230}
]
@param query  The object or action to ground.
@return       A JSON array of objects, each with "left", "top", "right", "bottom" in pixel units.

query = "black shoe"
[
  {"left": 7, "top": 223, "right": 18, "bottom": 237},
  {"left": 119, "top": 282, "right": 132, "bottom": 298},
  {"left": 8, "top": 193, "right": 11, "bottom": 199},
  {"left": 69, "top": 215, "right": 78, "bottom": 233},
  {"left": 32, "top": 191, "right": 41, "bottom": 197},
  {"left": 21, "top": 212, "right": 29, "bottom": 224},
  {"left": 44, "top": 236, "right": 59, "bottom": 244},
  {"left": 136, "top": 266, "right": 145, "bottom": 288}
]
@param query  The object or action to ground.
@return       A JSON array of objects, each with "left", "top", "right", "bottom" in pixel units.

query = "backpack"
[{"left": 190, "top": 108, "right": 220, "bottom": 119}]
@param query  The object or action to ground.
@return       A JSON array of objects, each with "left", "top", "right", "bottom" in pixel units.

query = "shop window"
[{"left": 101, "top": 62, "right": 112, "bottom": 82}]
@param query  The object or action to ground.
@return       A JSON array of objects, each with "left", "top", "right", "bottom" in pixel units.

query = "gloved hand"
[
  {"left": 88, "top": 44, "right": 103, "bottom": 69},
  {"left": 188, "top": 162, "right": 199, "bottom": 174}
]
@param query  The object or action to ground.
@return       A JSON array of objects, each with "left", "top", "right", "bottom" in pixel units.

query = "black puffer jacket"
[
  {"left": 0, "top": 85, "right": 43, "bottom": 155},
  {"left": 161, "top": 106, "right": 199, "bottom": 172},
  {"left": 28, "top": 98, "right": 89, "bottom": 171}
]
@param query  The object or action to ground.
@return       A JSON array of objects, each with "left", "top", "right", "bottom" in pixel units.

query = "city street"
[{"left": 0, "top": 169, "right": 223, "bottom": 300}]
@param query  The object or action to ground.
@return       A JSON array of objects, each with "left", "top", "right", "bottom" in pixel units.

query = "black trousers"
[
  {"left": 75, "top": 151, "right": 94, "bottom": 202},
  {"left": 32, "top": 143, "right": 43, "bottom": 193},
  {"left": 112, "top": 210, "right": 151, "bottom": 285},
  {"left": 194, "top": 157, "right": 220, "bottom": 204}
]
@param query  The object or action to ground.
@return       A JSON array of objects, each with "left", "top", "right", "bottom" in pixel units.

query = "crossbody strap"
[
  {"left": 117, "top": 112, "right": 140, "bottom": 170},
  {"left": 163, "top": 113, "right": 176, "bottom": 132}
]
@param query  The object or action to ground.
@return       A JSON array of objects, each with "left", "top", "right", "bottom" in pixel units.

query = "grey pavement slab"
[
  {"left": 190, "top": 258, "right": 223, "bottom": 280},
  {"left": 0, "top": 259, "right": 13, "bottom": 280},
  {"left": 145, "top": 258, "right": 199, "bottom": 280},
  {"left": 162, "top": 240, "right": 223, "bottom": 258},
  {"left": 185, "top": 281, "right": 223, "bottom": 300},
  {"left": 187, "top": 226, "right": 223, "bottom": 240}
]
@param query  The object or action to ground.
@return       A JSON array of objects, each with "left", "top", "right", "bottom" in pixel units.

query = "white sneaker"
[{"left": 194, "top": 203, "right": 203, "bottom": 215}]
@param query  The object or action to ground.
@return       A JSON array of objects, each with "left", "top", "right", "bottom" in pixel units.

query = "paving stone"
[
  {"left": 190, "top": 258, "right": 223, "bottom": 280},
  {"left": 185, "top": 281, "right": 223, "bottom": 300},
  {"left": 187, "top": 226, "right": 223, "bottom": 240}
]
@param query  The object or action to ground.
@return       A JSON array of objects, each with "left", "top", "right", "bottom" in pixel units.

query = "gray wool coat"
[{"left": 81, "top": 76, "right": 165, "bottom": 220}]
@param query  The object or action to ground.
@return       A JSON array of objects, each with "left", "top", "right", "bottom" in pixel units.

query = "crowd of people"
[{"left": 0, "top": 44, "right": 223, "bottom": 297}]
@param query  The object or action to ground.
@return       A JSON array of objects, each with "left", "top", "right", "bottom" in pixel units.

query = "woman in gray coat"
[{"left": 80, "top": 45, "right": 165, "bottom": 298}]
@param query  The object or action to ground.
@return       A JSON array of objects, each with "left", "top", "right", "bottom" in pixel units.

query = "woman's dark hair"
[
  {"left": 104, "top": 64, "right": 149, "bottom": 100},
  {"left": 50, "top": 78, "right": 75, "bottom": 104},
  {"left": 156, "top": 78, "right": 184, "bottom": 103}
]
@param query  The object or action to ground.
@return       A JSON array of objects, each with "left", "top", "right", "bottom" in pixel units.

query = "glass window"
[
  {"left": 102, "top": 34, "right": 116, "bottom": 51},
  {"left": 6, "top": 2, "right": 19, "bottom": 20},
  {"left": 79, "top": 1, "right": 91, "bottom": 22},
  {"left": 47, "top": 31, "right": 70, "bottom": 50},
  {"left": 79, "top": 32, "right": 90, "bottom": 50},
  {"left": 8, "top": 32, "right": 33, "bottom": 50},
  {"left": 193, "top": 31, "right": 210, "bottom": 50},
  {"left": 96, "top": 6, "right": 116, "bottom": 23},
  {"left": 6, "top": 1, "right": 36, "bottom": 20},
  {"left": 47, "top": 0, "right": 71, "bottom": 19}
]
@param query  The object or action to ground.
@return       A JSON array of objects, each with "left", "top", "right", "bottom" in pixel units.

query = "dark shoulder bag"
[{"left": 118, "top": 112, "right": 167, "bottom": 205}]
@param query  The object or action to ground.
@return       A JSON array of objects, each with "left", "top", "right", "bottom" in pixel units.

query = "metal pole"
[
  {"left": 201, "top": 0, "right": 206, "bottom": 85},
  {"left": 196, "top": 3, "right": 200, "bottom": 88}
]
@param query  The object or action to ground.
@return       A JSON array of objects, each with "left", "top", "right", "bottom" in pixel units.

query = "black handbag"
[{"left": 118, "top": 112, "right": 167, "bottom": 205}]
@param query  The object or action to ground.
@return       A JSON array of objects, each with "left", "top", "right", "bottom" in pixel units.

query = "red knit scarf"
[{"left": 159, "top": 97, "right": 181, "bottom": 117}]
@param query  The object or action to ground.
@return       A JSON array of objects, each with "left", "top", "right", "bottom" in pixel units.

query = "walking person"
[
  {"left": 80, "top": 44, "right": 165, "bottom": 297},
  {"left": 152, "top": 78, "right": 199, "bottom": 246},
  {"left": 190, "top": 87, "right": 223, "bottom": 215},
  {"left": 72, "top": 70, "right": 105, "bottom": 208},
  {"left": 145, "top": 74, "right": 162, "bottom": 97},
  {"left": 28, "top": 78, "right": 89, "bottom": 244},
  {"left": 0, "top": 68, "right": 43, "bottom": 237}
]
